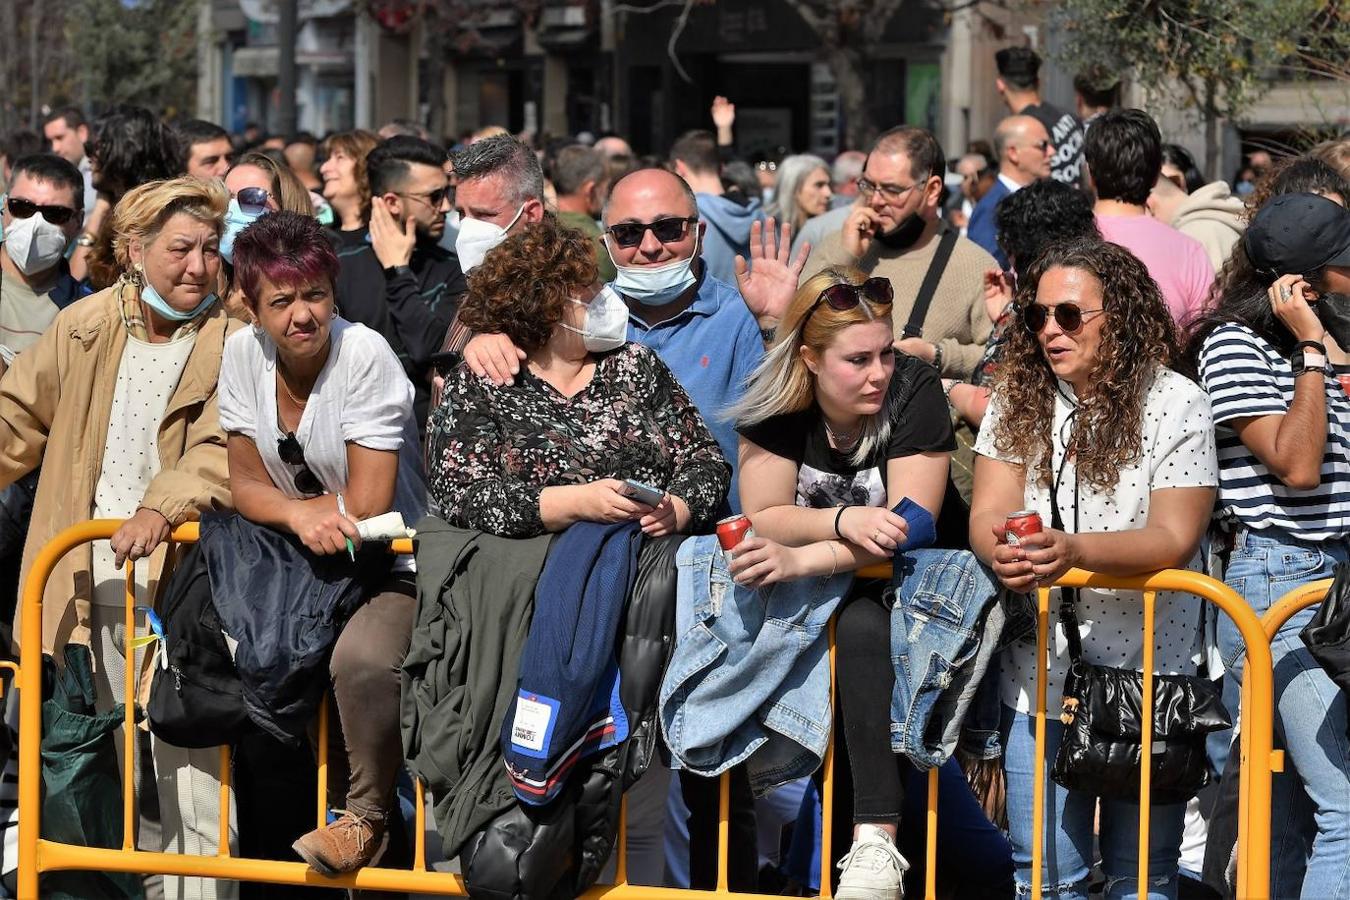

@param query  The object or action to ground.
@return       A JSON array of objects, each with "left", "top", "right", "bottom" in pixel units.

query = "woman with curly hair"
[
  {"left": 970, "top": 238, "right": 1218, "bottom": 900},
  {"left": 425, "top": 217, "right": 728, "bottom": 536}
]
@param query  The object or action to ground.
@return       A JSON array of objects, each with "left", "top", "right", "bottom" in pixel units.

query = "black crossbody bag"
[{"left": 1047, "top": 424, "right": 1231, "bottom": 804}]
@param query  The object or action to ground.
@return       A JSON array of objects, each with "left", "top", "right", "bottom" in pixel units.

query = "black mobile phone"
[{"left": 621, "top": 479, "right": 665, "bottom": 506}]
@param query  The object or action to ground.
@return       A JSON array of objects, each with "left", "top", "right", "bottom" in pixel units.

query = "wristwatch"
[
  {"left": 1291, "top": 340, "right": 1329, "bottom": 378},
  {"left": 383, "top": 264, "right": 413, "bottom": 280},
  {"left": 930, "top": 342, "right": 944, "bottom": 372},
  {"left": 759, "top": 326, "right": 777, "bottom": 344},
  {"left": 75, "top": 233, "right": 97, "bottom": 248}
]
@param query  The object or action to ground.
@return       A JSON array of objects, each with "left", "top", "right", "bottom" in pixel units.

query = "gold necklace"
[{"left": 277, "top": 366, "right": 310, "bottom": 407}]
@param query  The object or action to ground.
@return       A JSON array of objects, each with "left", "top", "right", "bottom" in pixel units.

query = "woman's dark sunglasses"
[
  {"left": 5, "top": 196, "right": 77, "bottom": 226},
  {"left": 1021, "top": 302, "right": 1105, "bottom": 334},
  {"left": 278, "top": 432, "right": 323, "bottom": 496},
  {"left": 235, "top": 187, "right": 271, "bottom": 217},
  {"left": 606, "top": 216, "right": 697, "bottom": 248},
  {"left": 801, "top": 277, "right": 894, "bottom": 329}
]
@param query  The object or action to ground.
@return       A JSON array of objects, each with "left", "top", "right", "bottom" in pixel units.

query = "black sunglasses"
[
  {"left": 801, "top": 277, "right": 894, "bottom": 329},
  {"left": 277, "top": 432, "right": 323, "bottom": 496},
  {"left": 235, "top": 186, "right": 272, "bottom": 217},
  {"left": 400, "top": 186, "right": 452, "bottom": 209},
  {"left": 6, "top": 196, "right": 77, "bottom": 226},
  {"left": 606, "top": 216, "right": 697, "bottom": 248},
  {"left": 1021, "top": 302, "right": 1105, "bottom": 334}
]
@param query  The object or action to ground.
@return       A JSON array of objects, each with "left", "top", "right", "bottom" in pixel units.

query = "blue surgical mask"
[
  {"left": 141, "top": 278, "right": 218, "bottom": 322},
  {"left": 605, "top": 229, "right": 700, "bottom": 306},
  {"left": 220, "top": 198, "right": 264, "bottom": 265}
]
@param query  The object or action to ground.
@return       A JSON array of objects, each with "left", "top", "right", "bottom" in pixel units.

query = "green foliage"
[
  {"left": 61, "top": 0, "right": 199, "bottom": 115},
  {"left": 1040, "top": 0, "right": 1328, "bottom": 120}
]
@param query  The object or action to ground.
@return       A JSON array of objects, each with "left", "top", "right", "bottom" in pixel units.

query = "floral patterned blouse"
[{"left": 426, "top": 342, "right": 730, "bottom": 537}]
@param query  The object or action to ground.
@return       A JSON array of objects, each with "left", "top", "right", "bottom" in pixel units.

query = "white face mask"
[
  {"left": 604, "top": 229, "right": 700, "bottom": 307},
  {"left": 3, "top": 210, "right": 68, "bottom": 276},
  {"left": 454, "top": 204, "right": 525, "bottom": 272},
  {"left": 562, "top": 285, "right": 629, "bottom": 352}
]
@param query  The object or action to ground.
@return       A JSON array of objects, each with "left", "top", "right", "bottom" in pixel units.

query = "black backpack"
[{"left": 146, "top": 543, "right": 256, "bottom": 748}]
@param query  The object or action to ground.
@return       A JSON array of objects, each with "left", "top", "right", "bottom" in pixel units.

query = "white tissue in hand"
[{"left": 356, "top": 511, "right": 414, "bottom": 541}]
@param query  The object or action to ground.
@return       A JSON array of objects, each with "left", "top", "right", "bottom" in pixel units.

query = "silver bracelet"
[{"left": 826, "top": 541, "right": 839, "bottom": 579}]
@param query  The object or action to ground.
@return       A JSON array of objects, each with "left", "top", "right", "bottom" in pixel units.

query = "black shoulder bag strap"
[
  {"left": 902, "top": 223, "right": 959, "bottom": 340},
  {"left": 1048, "top": 406, "right": 1086, "bottom": 714}
]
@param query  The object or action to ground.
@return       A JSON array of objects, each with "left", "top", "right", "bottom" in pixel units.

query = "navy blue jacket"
[{"left": 966, "top": 179, "right": 1012, "bottom": 270}]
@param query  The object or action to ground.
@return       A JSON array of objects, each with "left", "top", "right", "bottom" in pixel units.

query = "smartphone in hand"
[{"left": 621, "top": 479, "right": 665, "bottom": 507}]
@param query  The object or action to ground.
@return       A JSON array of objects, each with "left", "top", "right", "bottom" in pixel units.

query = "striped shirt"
[{"left": 1197, "top": 323, "right": 1350, "bottom": 541}]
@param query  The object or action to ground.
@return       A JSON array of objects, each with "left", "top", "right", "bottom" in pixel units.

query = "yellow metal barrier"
[{"left": 14, "top": 524, "right": 1279, "bottom": 899}]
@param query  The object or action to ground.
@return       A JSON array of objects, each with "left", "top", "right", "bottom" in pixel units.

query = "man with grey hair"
[
  {"left": 553, "top": 143, "right": 615, "bottom": 281},
  {"left": 434, "top": 133, "right": 548, "bottom": 362}
]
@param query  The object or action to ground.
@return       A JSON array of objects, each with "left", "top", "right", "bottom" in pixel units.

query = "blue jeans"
[
  {"left": 1216, "top": 526, "right": 1350, "bottom": 900},
  {"left": 1001, "top": 705, "right": 1185, "bottom": 899}
]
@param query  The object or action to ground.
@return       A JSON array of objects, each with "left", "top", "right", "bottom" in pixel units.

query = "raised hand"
[{"left": 734, "top": 216, "right": 811, "bottom": 328}]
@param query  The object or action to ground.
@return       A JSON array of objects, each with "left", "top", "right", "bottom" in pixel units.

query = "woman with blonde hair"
[
  {"left": 0, "top": 175, "right": 240, "bottom": 897},
  {"left": 729, "top": 262, "right": 967, "bottom": 898}
]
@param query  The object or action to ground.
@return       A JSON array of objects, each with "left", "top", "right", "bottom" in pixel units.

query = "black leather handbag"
[{"left": 1045, "top": 442, "right": 1231, "bottom": 804}]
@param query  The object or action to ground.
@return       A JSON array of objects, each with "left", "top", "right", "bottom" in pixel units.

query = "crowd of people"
[{"left": 1, "top": 41, "right": 1349, "bottom": 900}]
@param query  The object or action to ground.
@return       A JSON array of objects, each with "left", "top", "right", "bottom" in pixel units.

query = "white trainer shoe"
[{"left": 835, "top": 823, "right": 909, "bottom": 900}]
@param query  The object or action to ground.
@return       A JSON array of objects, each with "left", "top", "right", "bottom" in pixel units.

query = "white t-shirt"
[
  {"left": 91, "top": 332, "right": 196, "bottom": 606},
  {"left": 974, "top": 366, "right": 1219, "bottom": 712},
  {"left": 217, "top": 318, "right": 427, "bottom": 573}
]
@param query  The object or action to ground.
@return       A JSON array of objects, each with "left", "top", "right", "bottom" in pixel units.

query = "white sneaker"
[{"left": 835, "top": 823, "right": 909, "bottom": 900}]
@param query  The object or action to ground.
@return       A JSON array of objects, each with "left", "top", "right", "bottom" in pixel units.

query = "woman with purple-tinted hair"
[{"left": 218, "top": 210, "right": 427, "bottom": 876}]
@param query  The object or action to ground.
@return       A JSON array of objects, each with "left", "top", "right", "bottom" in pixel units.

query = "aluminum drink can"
[
  {"left": 1004, "top": 510, "right": 1043, "bottom": 546},
  {"left": 1338, "top": 373, "right": 1350, "bottom": 398},
  {"left": 716, "top": 514, "right": 754, "bottom": 563}
]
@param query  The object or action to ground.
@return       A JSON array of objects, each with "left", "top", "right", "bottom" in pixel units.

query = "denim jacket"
[
  {"left": 659, "top": 535, "right": 852, "bottom": 796},
  {"left": 889, "top": 548, "right": 1005, "bottom": 769}
]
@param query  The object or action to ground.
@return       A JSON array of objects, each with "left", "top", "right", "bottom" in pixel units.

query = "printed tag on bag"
[{"left": 511, "top": 693, "right": 560, "bottom": 756}]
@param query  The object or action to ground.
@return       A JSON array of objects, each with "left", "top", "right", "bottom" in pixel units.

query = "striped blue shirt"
[{"left": 1197, "top": 323, "right": 1350, "bottom": 541}]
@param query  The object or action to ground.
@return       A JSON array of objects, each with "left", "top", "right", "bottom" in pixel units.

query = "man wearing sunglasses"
[
  {"left": 803, "top": 126, "right": 998, "bottom": 381},
  {"left": 0, "top": 154, "right": 85, "bottom": 374},
  {"left": 966, "top": 115, "right": 1054, "bottom": 269},
  {"left": 332, "top": 135, "right": 467, "bottom": 432}
]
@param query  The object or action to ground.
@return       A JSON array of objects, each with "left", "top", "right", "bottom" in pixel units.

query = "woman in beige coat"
[{"left": 0, "top": 176, "right": 239, "bottom": 899}]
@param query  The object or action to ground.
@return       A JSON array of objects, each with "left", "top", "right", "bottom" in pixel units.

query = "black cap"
[
  {"left": 995, "top": 47, "right": 1041, "bottom": 83},
  {"left": 1244, "top": 193, "right": 1350, "bottom": 277}
]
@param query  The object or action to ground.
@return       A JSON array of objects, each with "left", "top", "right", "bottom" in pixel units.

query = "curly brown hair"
[
  {"left": 460, "top": 216, "right": 599, "bottom": 353},
  {"left": 990, "top": 239, "right": 1179, "bottom": 490}
]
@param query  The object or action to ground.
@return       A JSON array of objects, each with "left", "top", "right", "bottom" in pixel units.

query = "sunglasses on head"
[
  {"left": 5, "top": 195, "right": 77, "bottom": 226},
  {"left": 1021, "top": 302, "right": 1105, "bottom": 334},
  {"left": 235, "top": 187, "right": 272, "bottom": 217},
  {"left": 801, "top": 277, "right": 893, "bottom": 329},
  {"left": 277, "top": 432, "right": 323, "bottom": 496},
  {"left": 606, "top": 216, "right": 697, "bottom": 248}
]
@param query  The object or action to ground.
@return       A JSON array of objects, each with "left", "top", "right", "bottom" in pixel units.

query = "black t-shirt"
[
  {"left": 738, "top": 356, "right": 956, "bottom": 509},
  {"left": 1022, "top": 101, "right": 1085, "bottom": 186}
]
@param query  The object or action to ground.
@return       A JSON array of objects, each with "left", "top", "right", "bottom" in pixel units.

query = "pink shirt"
[{"left": 1095, "top": 213, "right": 1215, "bottom": 327}]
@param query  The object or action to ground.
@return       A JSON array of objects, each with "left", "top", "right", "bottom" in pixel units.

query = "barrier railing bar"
[
  {"left": 614, "top": 794, "right": 628, "bottom": 885},
  {"left": 17, "top": 525, "right": 1279, "bottom": 900},
  {"left": 413, "top": 779, "right": 427, "bottom": 872},
  {"left": 924, "top": 768, "right": 938, "bottom": 900},
  {"left": 1137, "top": 589, "right": 1156, "bottom": 898},
  {"left": 715, "top": 770, "right": 730, "bottom": 891},
  {"left": 218, "top": 745, "right": 232, "bottom": 858},
  {"left": 1030, "top": 584, "right": 1050, "bottom": 899},
  {"left": 122, "top": 560, "right": 137, "bottom": 853},
  {"left": 317, "top": 700, "right": 329, "bottom": 830},
  {"left": 820, "top": 617, "right": 836, "bottom": 900}
]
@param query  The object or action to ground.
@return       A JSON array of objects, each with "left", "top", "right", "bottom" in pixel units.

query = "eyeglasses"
[
  {"left": 1026, "top": 140, "right": 1052, "bottom": 153},
  {"left": 606, "top": 216, "right": 697, "bottom": 248},
  {"left": 1021, "top": 302, "right": 1105, "bottom": 334},
  {"left": 5, "top": 195, "right": 77, "bottom": 226},
  {"left": 856, "top": 176, "right": 927, "bottom": 204},
  {"left": 277, "top": 432, "right": 323, "bottom": 496},
  {"left": 801, "top": 277, "right": 894, "bottom": 330},
  {"left": 235, "top": 187, "right": 274, "bottom": 217},
  {"left": 399, "top": 186, "right": 452, "bottom": 209}
]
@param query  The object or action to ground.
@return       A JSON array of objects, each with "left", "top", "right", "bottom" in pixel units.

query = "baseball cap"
[{"left": 1244, "top": 193, "right": 1350, "bottom": 277}]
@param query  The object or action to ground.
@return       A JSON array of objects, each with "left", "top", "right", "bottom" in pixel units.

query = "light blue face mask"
[
  {"left": 141, "top": 278, "right": 218, "bottom": 322},
  {"left": 220, "top": 198, "right": 264, "bottom": 265},
  {"left": 604, "top": 229, "right": 700, "bottom": 307}
]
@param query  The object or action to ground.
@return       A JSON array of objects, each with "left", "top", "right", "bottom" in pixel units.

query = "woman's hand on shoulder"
[
  {"left": 836, "top": 505, "right": 908, "bottom": 557},
  {"left": 289, "top": 500, "right": 362, "bottom": 556},
  {"left": 729, "top": 536, "right": 803, "bottom": 588},
  {"left": 641, "top": 493, "right": 691, "bottom": 537}
]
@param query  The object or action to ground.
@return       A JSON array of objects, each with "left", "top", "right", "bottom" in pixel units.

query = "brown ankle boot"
[{"left": 292, "top": 809, "right": 385, "bottom": 877}]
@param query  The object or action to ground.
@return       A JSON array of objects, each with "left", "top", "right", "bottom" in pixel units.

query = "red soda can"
[
  {"left": 1004, "top": 510, "right": 1043, "bottom": 547},
  {"left": 716, "top": 514, "right": 754, "bottom": 562},
  {"left": 1338, "top": 373, "right": 1350, "bottom": 398}
]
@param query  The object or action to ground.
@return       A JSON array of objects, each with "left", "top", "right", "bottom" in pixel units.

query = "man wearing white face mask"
[{"left": 0, "top": 154, "right": 86, "bottom": 375}]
